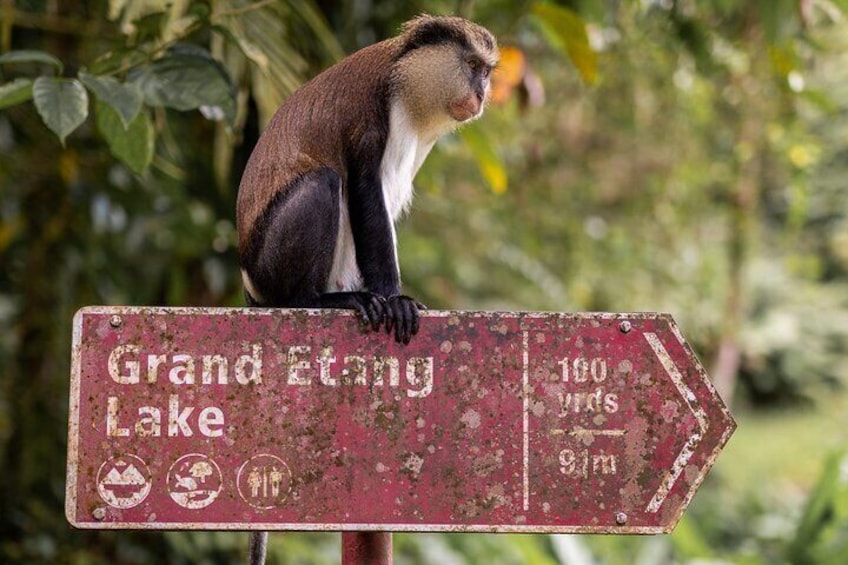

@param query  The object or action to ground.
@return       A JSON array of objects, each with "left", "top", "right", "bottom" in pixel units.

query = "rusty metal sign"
[{"left": 66, "top": 307, "right": 735, "bottom": 533}]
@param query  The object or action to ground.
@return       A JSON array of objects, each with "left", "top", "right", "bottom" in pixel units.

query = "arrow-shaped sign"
[
  {"left": 643, "top": 331, "right": 709, "bottom": 514},
  {"left": 66, "top": 308, "right": 735, "bottom": 533}
]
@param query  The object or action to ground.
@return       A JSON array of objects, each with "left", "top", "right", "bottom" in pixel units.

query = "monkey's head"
[{"left": 393, "top": 15, "right": 499, "bottom": 135}]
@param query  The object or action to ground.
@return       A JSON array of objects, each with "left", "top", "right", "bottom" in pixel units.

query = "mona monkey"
[{"left": 237, "top": 15, "right": 499, "bottom": 344}]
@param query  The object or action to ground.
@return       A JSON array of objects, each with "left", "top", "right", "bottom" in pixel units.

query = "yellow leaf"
[
  {"left": 533, "top": 2, "right": 598, "bottom": 85},
  {"left": 460, "top": 126, "right": 508, "bottom": 194},
  {"left": 481, "top": 158, "right": 508, "bottom": 195}
]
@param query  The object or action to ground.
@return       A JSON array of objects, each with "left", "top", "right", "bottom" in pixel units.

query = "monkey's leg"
[{"left": 248, "top": 168, "right": 386, "bottom": 329}]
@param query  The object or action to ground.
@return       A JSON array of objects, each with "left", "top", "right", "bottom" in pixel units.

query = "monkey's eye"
[{"left": 467, "top": 58, "right": 481, "bottom": 72}]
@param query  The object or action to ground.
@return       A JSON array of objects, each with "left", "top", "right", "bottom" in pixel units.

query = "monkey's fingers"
[
  {"left": 364, "top": 293, "right": 386, "bottom": 332},
  {"left": 349, "top": 292, "right": 384, "bottom": 332},
  {"left": 326, "top": 291, "right": 383, "bottom": 332},
  {"left": 349, "top": 301, "right": 371, "bottom": 329},
  {"left": 386, "top": 295, "right": 421, "bottom": 345},
  {"left": 410, "top": 301, "right": 422, "bottom": 335}
]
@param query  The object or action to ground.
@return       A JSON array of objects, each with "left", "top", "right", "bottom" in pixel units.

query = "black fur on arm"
[{"left": 345, "top": 132, "right": 422, "bottom": 344}]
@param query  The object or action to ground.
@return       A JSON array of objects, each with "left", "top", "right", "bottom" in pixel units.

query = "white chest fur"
[
  {"left": 326, "top": 101, "right": 434, "bottom": 293},
  {"left": 380, "top": 101, "right": 435, "bottom": 222}
]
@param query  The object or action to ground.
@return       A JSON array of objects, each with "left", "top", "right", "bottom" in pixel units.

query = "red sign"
[{"left": 66, "top": 307, "right": 735, "bottom": 533}]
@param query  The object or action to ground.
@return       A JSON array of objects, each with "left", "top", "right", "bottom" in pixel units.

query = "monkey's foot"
[
  {"left": 384, "top": 295, "right": 426, "bottom": 345},
  {"left": 317, "top": 291, "right": 386, "bottom": 332}
]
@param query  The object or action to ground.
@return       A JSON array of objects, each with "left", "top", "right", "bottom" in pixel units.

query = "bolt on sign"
[{"left": 66, "top": 307, "right": 735, "bottom": 533}]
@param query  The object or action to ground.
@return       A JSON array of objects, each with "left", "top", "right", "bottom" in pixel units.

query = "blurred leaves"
[
  {"left": 532, "top": 3, "right": 598, "bottom": 84},
  {"left": 0, "top": 49, "right": 63, "bottom": 73},
  {"left": 490, "top": 46, "right": 525, "bottom": 105},
  {"left": 0, "top": 0, "right": 341, "bottom": 177},
  {"left": 216, "top": 0, "right": 344, "bottom": 126},
  {"left": 490, "top": 45, "right": 545, "bottom": 110},
  {"left": 129, "top": 45, "right": 236, "bottom": 125},
  {"left": 0, "top": 78, "right": 33, "bottom": 109},
  {"left": 95, "top": 101, "right": 154, "bottom": 173},
  {"left": 789, "top": 451, "right": 848, "bottom": 564},
  {"left": 79, "top": 71, "right": 143, "bottom": 128},
  {"left": 460, "top": 124, "right": 508, "bottom": 194}
]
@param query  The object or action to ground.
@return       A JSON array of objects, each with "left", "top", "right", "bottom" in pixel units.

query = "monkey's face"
[
  {"left": 447, "top": 50, "right": 495, "bottom": 122},
  {"left": 394, "top": 18, "right": 498, "bottom": 135}
]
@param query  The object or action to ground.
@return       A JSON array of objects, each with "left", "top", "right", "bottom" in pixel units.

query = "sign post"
[{"left": 66, "top": 307, "right": 735, "bottom": 552}]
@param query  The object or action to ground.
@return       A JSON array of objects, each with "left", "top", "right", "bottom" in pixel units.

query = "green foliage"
[
  {"left": 0, "top": 1, "right": 342, "bottom": 175},
  {"left": 129, "top": 45, "right": 236, "bottom": 125},
  {"left": 2, "top": 43, "right": 236, "bottom": 159},
  {"left": 79, "top": 71, "right": 143, "bottom": 128},
  {"left": 532, "top": 2, "right": 598, "bottom": 84},
  {"left": 95, "top": 101, "right": 154, "bottom": 173},
  {"left": 459, "top": 124, "right": 508, "bottom": 194},
  {"left": 0, "top": 78, "right": 33, "bottom": 109},
  {"left": 789, "top": 451, "right": 848, "bottom": 563},
  {"left": 0, "top": 49, "right": 63, "bottom": 73}
]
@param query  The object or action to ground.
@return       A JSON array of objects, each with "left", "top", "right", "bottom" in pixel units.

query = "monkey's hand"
[{"left": 384, "top": 295, "right": 426, "bottom": 345}]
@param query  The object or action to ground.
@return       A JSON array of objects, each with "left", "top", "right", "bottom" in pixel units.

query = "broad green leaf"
[
  {"left": 95, "top": 100, "right": 154, "bottom": 173},
  {"left": 533, "top": 3, "right": 598, "bottom": 85},
  {"left": 32, "top": 77, "right": 89, "bottom": 144},
  {"left": 0, "top": 78, "right": 34, "bottom": 109},
  {"left": 460, "top": 125, "right": 508, "bottom": 194},
  {"left": 0, "top": 49, "right": 63, "bottom": 73},
  {"left": 79, "top": 71, "right": 142, "bottom": 128},
  {"left": 129, "top": 46, "right": 235, "bottom": 125}
]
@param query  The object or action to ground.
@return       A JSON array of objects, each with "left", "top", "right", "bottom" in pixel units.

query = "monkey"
[{"left": 237, "top": 15, "right": 499, "bottom": 344}]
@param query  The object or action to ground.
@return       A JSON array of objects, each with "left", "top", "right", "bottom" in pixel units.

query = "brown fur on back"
[
  {"left": 236, "top": 15, "right": 498, "bottom": 262},
  {"left": 236, "top": 38, "right": 401, "bottom": 258}
]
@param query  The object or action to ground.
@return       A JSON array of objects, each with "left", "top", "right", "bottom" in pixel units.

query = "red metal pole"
[{"left": 341, "top": 532, "right": 392, "bottom": 565}]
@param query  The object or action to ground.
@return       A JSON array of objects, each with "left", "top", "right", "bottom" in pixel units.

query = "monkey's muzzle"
[{"left": 448, "top": 93, "right": 483, "bottom": 122}]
